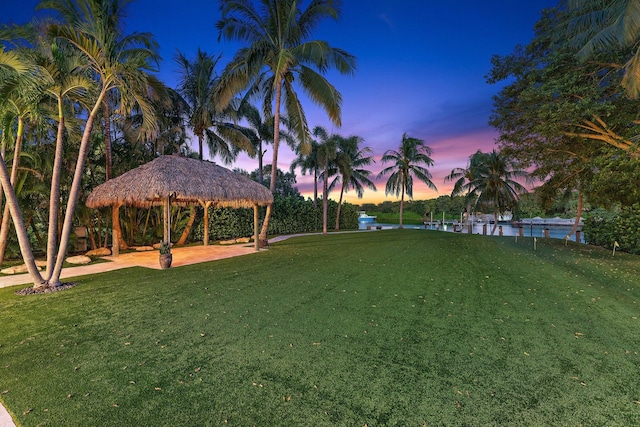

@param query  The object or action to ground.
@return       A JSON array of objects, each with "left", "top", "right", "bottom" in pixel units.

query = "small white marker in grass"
[
  {"left": 534, "top": 237, "right": 537, "bottom": 251},
  {"left": 613, "top": 241, "right": 620, "bottom": 256}
]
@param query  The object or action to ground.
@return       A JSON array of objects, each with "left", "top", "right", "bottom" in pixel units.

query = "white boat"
[{"left": 358, "top": 211, "right": 376, "bottom": 223}]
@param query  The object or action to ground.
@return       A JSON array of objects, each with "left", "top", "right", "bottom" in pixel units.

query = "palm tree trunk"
[
  {"left": 50, "top": 92, "right": 106, "bottom": 287},
  {"left": 259, "top": 79, "right": 284, "bottom": 246},
  {"left": 399, "top": 183, "right": 405, "bottom": 229},
  {"left": 103, "top": 102, "right": 112, "bottom": 180},
  {"left": 313, "top": 168, "right": 318, "bottom": 208},
  {"left": 565, "top": 192, "right": 584, "bottom": 239},
  {"left": 198, "top": 133, "right": 203, "bottom": 160},
  {"left": 335, "top": 183, "right": 346, "bottom": 230},
  {"left": 270, "top": 80, "right": 282, "bottom": 194},
  {"left": 0, "top": 153, "right": 44, "bottom": 286},
  {"left": 0, "top": 117, "right": 25, "bottom": 266},
  {"left": 177, "top": 206, "right": 197, "bottom": 245},
  {"left": 322, "top": 171, "right": 329, "bottom": 234},
  {"left": 45, "top": 107, "right": 65, "bottom": 279},
  {"left": 491, "top": 211, "right": 498, "bottom": 235},
  {"left": 258, "top": 203, "right": 271, "bottom": 247},
  {"left": 257, "top": 142, "right": 264, "bottom": 184}
]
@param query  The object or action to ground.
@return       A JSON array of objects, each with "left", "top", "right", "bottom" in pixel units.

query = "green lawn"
[{"left": 1, "top": 231, "right": 639, "bottom": 426}]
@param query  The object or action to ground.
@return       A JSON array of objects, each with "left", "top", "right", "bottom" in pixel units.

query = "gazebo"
[{"left": 86, "top": 155, "right": 273, "bottom": 252}]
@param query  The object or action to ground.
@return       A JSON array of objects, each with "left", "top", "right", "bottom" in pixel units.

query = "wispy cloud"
[{"left": 378, "top": 13, "right": 394, "bottom": 29}]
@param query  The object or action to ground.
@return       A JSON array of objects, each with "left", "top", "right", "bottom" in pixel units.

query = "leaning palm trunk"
[
  {"left": 49, "top": 91, "right": 106, "bottom": 287},
  {"left": 258, "top": 203, "right": 272, "bottom": 247},
  {"left": 335, "top": 183, "right": 346, "bottom": 230},
  {"left": 0, "top": 117, "right": 25, "bottom": 266},
  {"left": 0, "top": 153, "right": 44, "bottom": 286},
  {"left": 177, "top": 206, "right": 197, "bottom": 245}
]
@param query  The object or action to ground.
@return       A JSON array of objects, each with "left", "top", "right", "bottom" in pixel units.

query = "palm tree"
[
  {"left": 330, "top": 135, "right": 376, "bottom": 230},
  {"left": 216, "top": 0, "right": 356, "bottom": 245},
  {"left": 464, "top": 150, "right": 528, "bottom": 235},
  {"left": 445, "top": 150, "right": 490, "bottom": 227},
  {"left": 39, "top": 0, "right": 160, "bottom": 287},
  {"left": 32, "top": 38, "right": 93, "bottom": 278},
  {"left": 238, "top": 101, "right": 294, "bottom": 185},
  {"left": 291, "top": 138, "right": 320, "bottom": 207},
  {"left": 567, "top": 0, "right": 640, "bottom": 98},
  {"left": 314, "top": 126, "right": 337, "bottom": 234},
  {"left": 175, "top": 49, "right": 253, "bottom": 163},
  {"left": 377, "top": 133, "right": 438, "bottom": 229},
  {"left": 0, "top": 46, "right": 48, "bottom": 285}
]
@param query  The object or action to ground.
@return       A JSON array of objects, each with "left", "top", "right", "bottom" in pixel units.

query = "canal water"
[{"left": 359, "top": 221, "right": 585, "bottom": 243}]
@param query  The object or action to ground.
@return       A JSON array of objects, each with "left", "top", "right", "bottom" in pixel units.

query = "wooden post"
[
  {"left": 576, "top": 230, "right": 581, "bottom": 243},
  {"left": 482, "top": 224, "right": 487, "bottom": 235},
  {"left": 254, "top": 204, "right": 259, "bottom": 251},
  {"left": 544, "top": 228, "right": 550, "bottom": 239},
  {"left": 499, "top": 225, "right": 503, "bottom": 236},
  {"left": 519, "top": 226, "right": 524, "bottom": 237},
  {"left": 201, "top": 201, "right": 212, "bottom": 246},
  {"left": 164, "top": 196, "right": 171, "bottom": 249},
  {"left": 112, "top": 228, "right": 119, "bottom": 256}
]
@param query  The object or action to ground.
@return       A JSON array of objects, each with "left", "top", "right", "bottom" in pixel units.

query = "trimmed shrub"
[
  {"left": 193, "top": 195, "right": 358, "bottom": 241},
  {"left": 583, "top": 204, "right": 640, "bottom": 254}
]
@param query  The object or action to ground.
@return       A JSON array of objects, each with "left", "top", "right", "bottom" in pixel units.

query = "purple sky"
[{"left": 1, "top": 0, "right": 558, "bottom": 204}]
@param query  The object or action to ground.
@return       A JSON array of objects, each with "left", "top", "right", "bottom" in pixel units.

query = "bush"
[
  {"left": 193, "top": 195, "right": 358, "bottom": 241},
  {"left": 583, "top": 204, "right": 640, "bottom": 254}
]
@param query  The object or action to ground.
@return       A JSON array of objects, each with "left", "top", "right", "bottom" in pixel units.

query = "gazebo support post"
[
  {"left": 163, "top": 196, "right": 171, "bottom": 249},
  {"left": 201, "top": 200, "right": 212, "bottom": 246},
  {"left": 112, "top": 204, "right": 120, "bottom": 257},
  {"left": 254, "top": 204, "right": 259, "bottom": 251}
]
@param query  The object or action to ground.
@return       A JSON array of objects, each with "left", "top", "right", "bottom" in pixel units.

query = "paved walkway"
[{"left": 0, "top": 243, "right": 264, "bottom": 289}]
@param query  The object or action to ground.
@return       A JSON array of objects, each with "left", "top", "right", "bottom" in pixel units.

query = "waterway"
[{"left": 359, "top": 221, "right": 585, "bottom": 243}]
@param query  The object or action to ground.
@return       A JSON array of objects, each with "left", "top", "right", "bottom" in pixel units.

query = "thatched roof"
[{"left": 86, "top": 155, "right": 273, "bottom": 209}]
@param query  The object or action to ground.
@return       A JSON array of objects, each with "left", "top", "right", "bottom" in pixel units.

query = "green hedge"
[
  {"left": 193, "top": 195, "right": 359, "bottom": 241},
  {"left": 583, "top": 204, "right": 640, "bottom": 254}
]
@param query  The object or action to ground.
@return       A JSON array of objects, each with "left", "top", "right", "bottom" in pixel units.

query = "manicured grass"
[{"left": 0, "top": 230, "right": 639, "bottom": 426}]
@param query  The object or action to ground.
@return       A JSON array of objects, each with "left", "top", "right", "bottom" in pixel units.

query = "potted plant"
[{"left": 159, "top": 241, "right": 172, "bottom": 269}]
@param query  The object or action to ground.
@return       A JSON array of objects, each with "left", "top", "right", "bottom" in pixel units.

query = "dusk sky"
[{"left": 1, "top": 0, "right": 559, "bottom": 204}]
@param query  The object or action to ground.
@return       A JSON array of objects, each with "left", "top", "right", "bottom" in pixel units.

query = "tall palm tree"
[
  {"left": 445, "top": 150, "right": 490, "bottom": 226},
  {"left": 377, "top": 133, "right": 438, "bottom": 229},
  {"left": 567, "top": 0, "right": 640, "bottom": 98},
  {"left": 464, "top": 150, "right": 528, "bottom": 235},
  {"left": 0, "top": 47, "right": 46, "bottom": 267},
  {"left": 330, "top": 135, "right": 376, "bottom": 230},
  {"left": 39, "top": 0, "right": 160, "bottom": 287},
  {"left": 32, "top": 38, "right": 93, "bottom": 278},
  {"left": 314, "top": 126, "right": 337, "bottom": 234},
  {"left": 216, "top": 0, "right": 356, "bottom": 245}
]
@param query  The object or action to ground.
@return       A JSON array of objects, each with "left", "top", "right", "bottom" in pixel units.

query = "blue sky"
[{"left": 1, "top": 0, "right": 559, "bottom": 203}]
